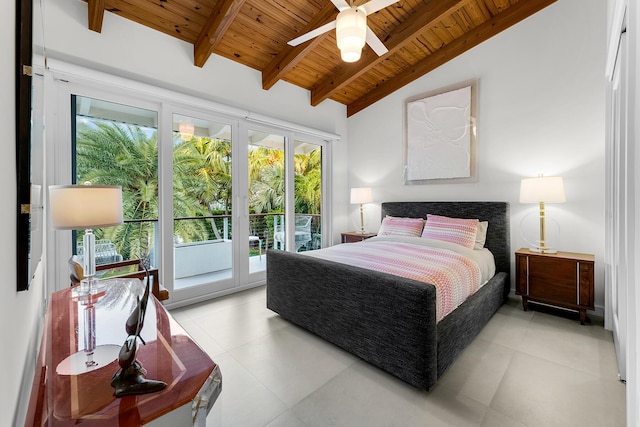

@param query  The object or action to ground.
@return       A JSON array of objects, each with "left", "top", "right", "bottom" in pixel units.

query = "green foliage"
[
  {"left": 76, "top": 121, "right": 160, "bottom": 260},
  {"left": 76, "top": 120, "right": 322, "bottom": 260}
]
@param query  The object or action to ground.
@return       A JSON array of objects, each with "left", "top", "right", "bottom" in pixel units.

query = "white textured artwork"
[{"left": 406, "top": 85, "right": 471, "bottom": 180}]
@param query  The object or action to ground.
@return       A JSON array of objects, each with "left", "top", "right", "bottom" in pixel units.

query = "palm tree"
[
  {"left": 248, "top": 146, "right": 285, "bottom": 214},
  {"left": 173, "top": 135, "right": 233, "bottom": 241},
  {"left": 247, "top": 144, "right": 322, "bottom": 249},
  {"left": 248, "top": 144, "right": 321, "bottom": 215},
  {"left": 76, "top": 120, "right": 159, "bottom": 261},
  {"left": 294, "top": 147, "right": 322, "bottom": 214},
  {"left": 294, "top": 146, "right": 322, "bottom": 248},
  {"left": 77, "top": 120, "right": 324, "bottom": 259},
  {"left": 76, "top": 121, "right": 206, "bottom": 260}
]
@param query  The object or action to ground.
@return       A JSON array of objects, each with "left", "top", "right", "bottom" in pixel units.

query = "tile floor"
[{"left": 170, "top": 286, "right": 626, "bottom": 427}]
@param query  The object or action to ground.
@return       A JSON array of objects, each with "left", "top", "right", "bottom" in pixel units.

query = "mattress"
[{"left": 302, "top": 235, "right": 496, "bottom": 322}]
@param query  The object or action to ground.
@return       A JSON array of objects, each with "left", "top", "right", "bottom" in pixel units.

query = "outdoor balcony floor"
[{"left": 174, "top": 254, "right": 267, "bottom": 290}]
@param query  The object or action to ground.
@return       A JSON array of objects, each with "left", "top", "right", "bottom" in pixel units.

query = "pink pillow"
[
  {"left": 378, "top": 216, "right": 425, "bottom": 237},
  {"left": 421, "top": 214, "right": 479, "bottom": 249}
]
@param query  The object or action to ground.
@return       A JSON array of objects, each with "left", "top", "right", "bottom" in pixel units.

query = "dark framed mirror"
[{"left": 16, "top": 0, "right": 35, "bottom": 291}]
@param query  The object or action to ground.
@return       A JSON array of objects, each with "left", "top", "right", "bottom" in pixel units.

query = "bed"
[{"left": 266, "top": 201, "right": 510, "bottom": 390}]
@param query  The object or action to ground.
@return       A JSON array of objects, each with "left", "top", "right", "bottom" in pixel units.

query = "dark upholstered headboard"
[{"left": 380, "top": 202, "right": 510, "bottom": 275}]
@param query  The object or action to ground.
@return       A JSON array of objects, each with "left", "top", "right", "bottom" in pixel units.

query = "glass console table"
[{"left": 25, "top": 279, "right": 221, "bottom": 426}]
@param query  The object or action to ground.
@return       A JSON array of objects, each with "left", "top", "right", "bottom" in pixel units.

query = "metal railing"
[{"left": 83, "top": 213, "right": 322, "bottom": 270}]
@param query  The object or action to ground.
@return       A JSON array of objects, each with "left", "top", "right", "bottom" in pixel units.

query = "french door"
[
  {"left": 167, "top": 110, "right": 237, "bottom": 298},
  {"left": 51, "top": 73, "right": 330, "bottom": 306},
  {"left": 72, "top": 94, "right": 160, "bottom": 268},
  {"left": 245, "top": 127, "right": 324, "bottom": 274}
]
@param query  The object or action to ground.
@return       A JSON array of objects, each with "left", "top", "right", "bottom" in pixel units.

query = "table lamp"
[
  {"left": 519, "top": 175, "right": 566, "bottom": 253},
  {"left": 350, "top": 187, "right": 373, "bottom": 234},
  {"left": 49, "top": 183, "right": 123, "bottom": 292}
]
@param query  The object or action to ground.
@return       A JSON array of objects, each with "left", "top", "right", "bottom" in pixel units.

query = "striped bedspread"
[{"left": 303, "top": 237, "right": 490, "bottom": 322}]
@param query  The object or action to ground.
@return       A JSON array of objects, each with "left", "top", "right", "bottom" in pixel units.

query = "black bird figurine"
[{"left": 111, "top": 261, "right": 167, "bottom": 397}]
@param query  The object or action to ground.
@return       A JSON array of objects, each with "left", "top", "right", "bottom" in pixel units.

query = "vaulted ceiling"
[{"left": 84, "top": 0, "right": 557, "bottom": 117}]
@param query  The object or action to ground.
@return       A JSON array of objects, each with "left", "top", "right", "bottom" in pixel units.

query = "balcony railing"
[{"left": 80, "top": 213, "right": 322, "bottom": 278}]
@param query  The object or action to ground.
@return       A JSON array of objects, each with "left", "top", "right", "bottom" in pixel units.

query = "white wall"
[
  {"left": 346, "top": 0, "right": 608, "bottom": 311},
  {"left": 1, "top": 3, "right": 48, "bottom": 427},
  {"left": 632, "top": 1, "right": 640, "bottom": 423}
]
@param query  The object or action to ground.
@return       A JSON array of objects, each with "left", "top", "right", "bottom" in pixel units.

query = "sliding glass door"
[
  {"left": 54, "top": 72, "right": 332, "bottom": 304},
  {"left": 171, "top": 113, "right": 235, "bottom": 294},
  {"left": 293, "top": 139, "right": 323, "bottom": 252},
  {"left": 247, "top": 130, "right": 285, "bottom": 274},
  {"left": 72, "top": 95, "right": 159, "bottom": 270},
  {"left": 245, "top": 132, "right": 324, "bottom": 275}
]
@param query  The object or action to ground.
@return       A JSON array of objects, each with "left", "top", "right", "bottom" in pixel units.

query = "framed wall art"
[{"left": 404, "top": 79, "right": 478, "bottom": 185}]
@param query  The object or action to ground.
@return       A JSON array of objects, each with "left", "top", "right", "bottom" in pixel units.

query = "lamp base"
[
  {"left": 72, "top": 278, "right": 107, "bottom": 298},
  {"left": 529, "top": 246, "right": 558, "bottom": 254},
  {"left": 56, "top": 344, "right": 121, "bottom": 375}
]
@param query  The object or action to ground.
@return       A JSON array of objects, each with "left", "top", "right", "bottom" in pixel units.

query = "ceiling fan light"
[
  {"left": 336, "top": 7, "right": 366, "bottom": 63},
  {"left": 340, "top": 42, "right": 363, "bottom": 62}
]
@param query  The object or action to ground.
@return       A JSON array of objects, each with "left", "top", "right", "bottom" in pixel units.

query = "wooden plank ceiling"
[{"left": 85, "top": 0, "right": 557, "bottom": 117}]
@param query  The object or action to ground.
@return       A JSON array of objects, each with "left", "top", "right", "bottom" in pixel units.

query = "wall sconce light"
[{"left": 178, "top": 121, "right": 195, "bottom": 140}]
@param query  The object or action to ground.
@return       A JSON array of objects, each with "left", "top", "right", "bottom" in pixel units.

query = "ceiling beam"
[
  {"left": 262, "top": 3, "right": 338, "bottom": 91},
  {"left": 346, "top": 0, "right": 558, "bottom": 117},
  {"left": 194, "top": 0, "right": 247, "bottom": 68},
  {"left": 311, "top": 0, "right": 473, "bottom": 106},
  {"left": 87, "top": 0, "right": 105, "bottom": 33}
]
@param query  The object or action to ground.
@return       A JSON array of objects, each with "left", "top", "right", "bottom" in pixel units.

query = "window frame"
[{"left": 46, "top": 62, "right": 336, "bottom": 299}]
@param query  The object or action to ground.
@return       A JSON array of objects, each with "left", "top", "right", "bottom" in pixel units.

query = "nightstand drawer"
[
  {"left": 528, "top": 257, "right": 576, "bottom": 283},
  {"left": 528, "top": 277, "right": 576, "bottom": 304}
]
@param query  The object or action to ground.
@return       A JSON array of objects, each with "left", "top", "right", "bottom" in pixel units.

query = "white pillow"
[{"left": 474, "top": 221, "right": 489, "bottom": 250}]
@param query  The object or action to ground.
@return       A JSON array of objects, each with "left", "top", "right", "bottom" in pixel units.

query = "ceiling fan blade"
[
  {"left": 365, "top": 26, "right": 388, "bottom": 56},
  {"left": 361, "top": 0, "right": 400, "bottom": 15},
  {"left": 330, "top": 0, "right": 350, "bottom": 11},
  {"left": 288, "top": 21, "right": 337, "bottom": 46}
]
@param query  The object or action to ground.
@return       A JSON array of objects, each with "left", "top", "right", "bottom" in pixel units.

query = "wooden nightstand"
[
  {"left": 341, "top": 231, "right": 377, "bottom": 243},
  {"left": 515, "top": 248, "right": 595, "bottom": 324}
]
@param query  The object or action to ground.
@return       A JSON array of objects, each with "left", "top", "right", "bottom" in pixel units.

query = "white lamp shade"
[
  {"left": 49, "top": 185, "right": 124, "bottom": 230},
  {"left": 350, "top": 187, "right": 373, "bottom": 204},
  {"left": 336, "top": 7, "right": 366, "bottom": 62},
  {"left": 519, "top": 176, "right": 566, "bottom": 203}
]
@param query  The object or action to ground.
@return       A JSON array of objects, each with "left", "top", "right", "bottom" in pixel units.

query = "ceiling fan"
[{"left": 288, "top": 0, "right": 401, "bottom": 63}]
